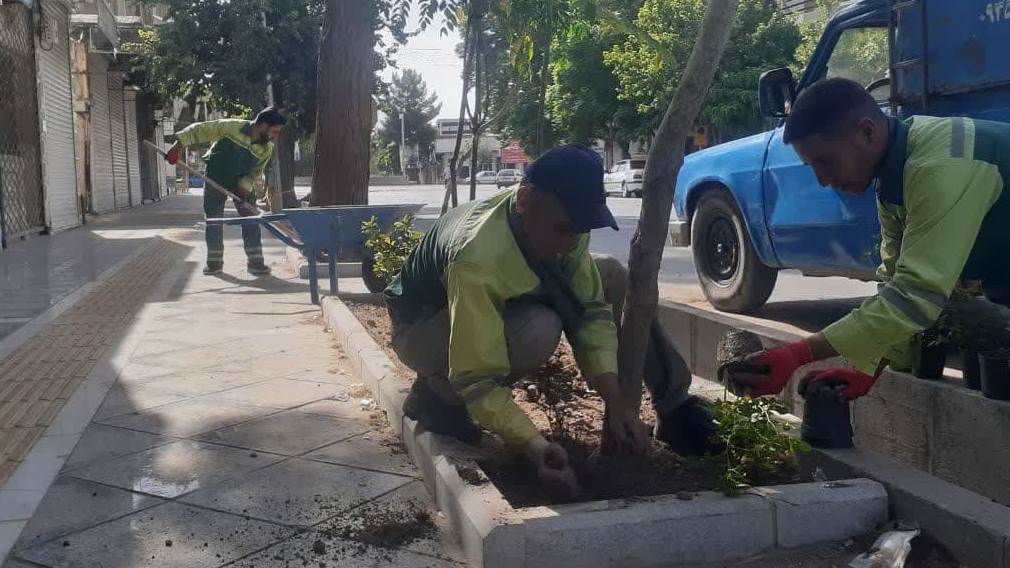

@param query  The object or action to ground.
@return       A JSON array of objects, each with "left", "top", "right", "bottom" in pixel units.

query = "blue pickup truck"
[{"left": 670, "top": 0, "right": 1010, "bottom": 312}]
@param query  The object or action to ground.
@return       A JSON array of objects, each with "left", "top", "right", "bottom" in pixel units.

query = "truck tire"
[{"left": 691, "top": 190, "right": 777, "bottom": 313}]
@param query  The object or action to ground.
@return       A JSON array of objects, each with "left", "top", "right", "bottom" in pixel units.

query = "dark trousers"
[{"left": 203, "top": 189, "right": 263, "bottom": 266}]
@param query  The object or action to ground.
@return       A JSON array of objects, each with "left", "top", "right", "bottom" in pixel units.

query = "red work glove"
[
  {"left": 165, "top": 144, "right": 180, "bottom": 165},
  {"left": 726, "top": 340, "right": 814, "bottom": 397},
  {"left": 798, "top": 368, "right": 876, "bottom": 401}
]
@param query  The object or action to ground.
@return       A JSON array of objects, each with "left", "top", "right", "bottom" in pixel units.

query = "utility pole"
[{"left": 399, "top": 111, "right": 407, "bottom": 177}]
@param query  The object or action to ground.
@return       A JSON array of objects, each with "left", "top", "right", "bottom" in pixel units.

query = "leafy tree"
[
  {"left": 795, "top": 0, "right": 887, "bottom": 87},
  {"left": 605, "top": 0, "right": 801, "bottom": 140},
  {"left": 376, "top": 70, "right": 441, "bottom": 174},
  {"left": 131, "top": 0, "right": 323, "bottom": 195}
]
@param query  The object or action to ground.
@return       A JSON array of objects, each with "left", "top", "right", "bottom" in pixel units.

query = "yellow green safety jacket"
[
  {"left": 823, "top": 115, "right": 1010, "bottom": 373},
  {"left": 385, "top": 190, "right": 619, "bottom": 446},
  {"left": 175, "top": 119, "right": 273, "bottom": 197}
]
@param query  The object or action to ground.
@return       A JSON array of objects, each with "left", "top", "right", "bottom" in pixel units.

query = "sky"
[{"left": 381, "top": 9, "right": 464, "bottom": 120}]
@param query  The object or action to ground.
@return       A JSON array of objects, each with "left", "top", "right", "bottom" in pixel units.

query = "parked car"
[
  {"left": 474, "top": 171, "right": 498, "bottom": 185},
  {"left": 496, "top": 169, "right": 522, "bottom": 187},
  {"left": 604, "top": 159, "right": 646, "bottom": 197},
  {"left": 670, "top": 0, "right": 1010, "bottom": 313}
]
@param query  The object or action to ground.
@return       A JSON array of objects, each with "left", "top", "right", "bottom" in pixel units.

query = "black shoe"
[
  {"left": 203, "top": 262, "right": 223, "bottom": 275},
  {"left": 247, "top": 262, "right": 271, "bottom": 275},
  {"left": 655, "top": 396, "right": 724, "bottom": 456},
  {"left": 403, "top": 377, "right": 482, "bottom": 445}
]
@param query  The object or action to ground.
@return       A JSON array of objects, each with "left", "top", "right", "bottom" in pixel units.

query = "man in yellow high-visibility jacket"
[{"left": 728, "top": 78, "right": 1010, "bottom": 398}]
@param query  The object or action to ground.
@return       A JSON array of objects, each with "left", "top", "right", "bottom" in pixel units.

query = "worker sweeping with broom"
[{"left": 164, "top": 106, "right": 286, "bottom": 275}]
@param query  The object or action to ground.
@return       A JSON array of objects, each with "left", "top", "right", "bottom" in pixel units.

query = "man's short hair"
[
  {"left": 783, "top": 78, "right": 884, "bottom": 144},
  {"left": 254, "top": 106, "right": 286, "bottom": 127}
]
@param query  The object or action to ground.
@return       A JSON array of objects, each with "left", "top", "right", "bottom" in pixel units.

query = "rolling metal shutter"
[
  {"left": 107, "top": 72, "right": 129, "bottom": 209},
  {"left": 87, "top": 54, "right": 115, "bottom": 214},
  {"left": 0, "top": 3, "right": 46, "bottom": 241},
  {"left": 35, "top": 0, "right": 80, "bottom": 232},
  {"left": 123, "top": 89, "right": 142, "bottom": 207}
]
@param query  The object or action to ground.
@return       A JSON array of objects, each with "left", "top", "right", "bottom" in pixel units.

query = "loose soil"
[{"left": 345, "top": 300, "right": 823, "bottom": 508}]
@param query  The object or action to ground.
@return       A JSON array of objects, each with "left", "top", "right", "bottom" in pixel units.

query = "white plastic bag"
[{"left": 849, "top": 529, "right": 920, "bottom": 568}]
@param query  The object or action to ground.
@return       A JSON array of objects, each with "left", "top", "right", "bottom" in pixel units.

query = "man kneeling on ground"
[{"left": 383, "top": 145, "right": 721, "bottom": 495}]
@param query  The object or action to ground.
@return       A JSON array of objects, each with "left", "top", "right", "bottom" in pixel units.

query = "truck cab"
[{"left": 671, "top": 0, "right": 1010, "bottom": 312}]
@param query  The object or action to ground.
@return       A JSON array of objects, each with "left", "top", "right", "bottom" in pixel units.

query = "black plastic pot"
[
  {"left": 801, "top": 388, "right": 854, "bottom": 449},
  {"left": 963, "top": 351, "right": 981, "bottom": 390},
  {"left": 979, "top": 354, "right": 1010, "bottom": 400},
  {"left": 915, "top": 342, "right": 947, "bottom": 380}
]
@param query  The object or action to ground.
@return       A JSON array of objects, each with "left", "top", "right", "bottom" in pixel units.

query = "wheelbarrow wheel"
[{"left": 362, "top": 255, "right": 389, "bottom": 293}]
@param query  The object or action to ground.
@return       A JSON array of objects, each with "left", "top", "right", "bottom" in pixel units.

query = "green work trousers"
[{"left": 203, "top": 189, "right": 263, "bottom": 266}]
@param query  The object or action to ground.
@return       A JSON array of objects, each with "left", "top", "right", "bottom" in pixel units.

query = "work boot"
[
  {"left": 655, "top": 396, "right": 724, "bottom": 456},
  {"left": 403, "top": 376, "right": 482, "bottom": 445},
  {"left": 247, "top": 262, "right": 271, "bottom": 276},
  {"left": 203, "top": 262, "right": 223, "bottom": 275}
]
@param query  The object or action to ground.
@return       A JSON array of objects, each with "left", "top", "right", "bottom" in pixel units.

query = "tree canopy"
[{"left": 376, "top": 69, "right": 442, "bottom": 172}]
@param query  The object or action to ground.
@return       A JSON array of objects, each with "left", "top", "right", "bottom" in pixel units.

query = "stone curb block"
[{"left": 321, "top": 296, "right": 888, "bottom": 568}]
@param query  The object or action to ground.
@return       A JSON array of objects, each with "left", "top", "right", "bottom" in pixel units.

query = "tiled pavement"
[{"left": 1, "top": 196, "right": 464, "bottom": 567}]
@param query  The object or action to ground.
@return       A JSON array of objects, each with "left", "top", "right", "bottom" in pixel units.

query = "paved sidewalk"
[{"left": 1, "top": 198, "right": 463, "bottom": 567}]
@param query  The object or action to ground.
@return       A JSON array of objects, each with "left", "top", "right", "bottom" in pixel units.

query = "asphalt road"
[{"left": 298, "top": 183, "right": 877, "bottom": 333}]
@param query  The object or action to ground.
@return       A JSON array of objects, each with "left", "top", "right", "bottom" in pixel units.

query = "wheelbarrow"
[{"left": 207, "top": 204, "right": 423, "bottom": 304}]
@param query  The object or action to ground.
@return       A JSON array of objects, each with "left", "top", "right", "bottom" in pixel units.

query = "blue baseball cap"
[{"left": 524, "top": 144, "right": 619, "bottom": 232}]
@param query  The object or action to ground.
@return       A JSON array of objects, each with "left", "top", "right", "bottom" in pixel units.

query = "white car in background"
[
  {"left": 604, "top": 159, "right": 646, "bottom": 197},
  {"left": 496, "top": 169, "right": 522, "bottom": 187},
  {"left": 474, "top": 171, "right": 498, "bottom": 185}
]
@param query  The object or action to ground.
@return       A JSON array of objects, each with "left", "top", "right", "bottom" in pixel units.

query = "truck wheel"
[{"left": 691, "top": 190, "right": 777, "bottom": 313}]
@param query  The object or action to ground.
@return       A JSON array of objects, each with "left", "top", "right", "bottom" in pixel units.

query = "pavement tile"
[
  {"left": 227, "top": 531, "right": 462, "bottom": 568},
  {"left": 13, "top": 476, "right": 163, "bottom": 550},
  {"left": 61, "top": 423, "right": 171, "bottom": 472},
  {"left": 135, "top": 370, "right": 270, "bottom": 397},
  {"left": 305, "top": 434, "right": 417, "bottom": 478},
  {"left": 319, "top": 480, "right": 464, "bottom": 563},
  {"left": 294, "top": 397, "right": 366, "bottom": 420},
  {"left": 91, "top": 383, "right": 190, "bottom": 422},
  {"left": 283, "top": 368, "right": 357, "bottom": 385},
  {"left": 69, "top": 439, "right": 283, "bottom": 498},
  {"left": 179, "top": 458, "right": 409, "bottom": 527},
  {"left": 195, "top": 410, "right": 369, "bottom": 456},
  {"left": 16, "top": 502, "right": 293, "bottom": 568},
  {"left": 200, "top": 379, "right": 343, "bottom": 409},
  {"left": 96, "top": 398, "right": 278, "bottom": 437}
]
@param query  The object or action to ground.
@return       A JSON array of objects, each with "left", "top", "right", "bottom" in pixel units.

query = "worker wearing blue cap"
[{"left": 385, "top": 144, "right": 718, "bottom": 497}]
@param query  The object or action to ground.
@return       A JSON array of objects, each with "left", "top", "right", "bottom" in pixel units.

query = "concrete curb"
[
  {"left": 0, "top": 239, "right": 157, "bottom": 363},
  {"left": 284, "top": 247, "right": 361, "bottom": 280},
  {"left": 660, "top": 300, "right": 1010, "bottom": 568},
  {"left": 0, "top": 258, "right": 190, "bottom": 565},
  {"left": 322, "top": 296, "right": 887, "bottom": 568}
]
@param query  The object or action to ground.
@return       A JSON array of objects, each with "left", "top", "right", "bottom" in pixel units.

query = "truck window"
[{"left": 826, "top": 27, "right": 889, "bottom": 100}]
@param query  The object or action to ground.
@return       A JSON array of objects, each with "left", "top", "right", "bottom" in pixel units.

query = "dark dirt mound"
[{"left": 326, "top": 502, "right": 436, "bottom": 550}]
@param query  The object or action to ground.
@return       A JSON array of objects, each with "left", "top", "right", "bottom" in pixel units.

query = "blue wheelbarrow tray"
[{"left": 206, "top": 203, "right": 424, "bottom": 304}]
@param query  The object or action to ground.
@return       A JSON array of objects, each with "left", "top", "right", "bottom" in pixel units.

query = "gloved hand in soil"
[
  {"left": 525, "top": 435, "right": 580, "bottom": 500},
  {"left": 164, "top": 143, "right": 180, "bottom": 165},
  {"left": 591, "top": 373, "right": 649, "bottom": 456},
  {"left": 798, "top": 368, "right": 876, "bottom": 401},
  {"left": 723, "top": 340, "right": 814, "bottom": 397}
]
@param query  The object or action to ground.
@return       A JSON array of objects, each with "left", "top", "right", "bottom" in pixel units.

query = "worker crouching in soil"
[{"left": 384, "top": 145, "right": 721, "bottom": 497}]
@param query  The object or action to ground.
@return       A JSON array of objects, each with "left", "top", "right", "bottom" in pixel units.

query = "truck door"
[{"left": 762, "top": 26, "right": 889, "bottom": 277}]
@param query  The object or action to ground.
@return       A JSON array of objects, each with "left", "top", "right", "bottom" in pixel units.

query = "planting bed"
[{"left": 331, "top": 297, "right": 889, "bottom": 568}]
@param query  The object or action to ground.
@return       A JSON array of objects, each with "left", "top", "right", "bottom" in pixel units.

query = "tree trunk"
[
  {"left": 617, "top": 0, "right": 739, "bottom": 408},
  {"left": 311, "top": 0, "right": 373, "bottom": 206},
  {"left": 469, "top": 13, "right": 483, "bottom": 202},
  {"left": 442, "top": 14, "right": 475, "bottom": 214},
  {"left": 275, "top": 124, "right": 297, "bottom": 209}
]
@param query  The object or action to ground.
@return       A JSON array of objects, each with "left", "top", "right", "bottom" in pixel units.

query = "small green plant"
[
  {"left": 710, "top": 396, "right": 810, "bottom": 495},
  {"left": 361, "top": 215, "right": 422, "bottom": 284}
]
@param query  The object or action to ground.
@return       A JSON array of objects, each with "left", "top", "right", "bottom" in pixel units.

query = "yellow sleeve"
[
  {"left": 238, "top": 144, "right": 273, "bottom": 195},
  {"left": 823, "top": 159, "right": 1002, "bottom": 372},
  {"left": 565, "top": 235, "right": 619, "bottom": 378},
  {"left": 175, "top": 120, "right": 234, "bottom": 148},
  {"left": 445, "top": 261, "right": 538, "bottom": 447}
]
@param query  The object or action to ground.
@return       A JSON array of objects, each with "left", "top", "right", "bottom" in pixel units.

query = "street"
[{"left": 318, "top": 184, "right": 877, "bottom": 334}]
